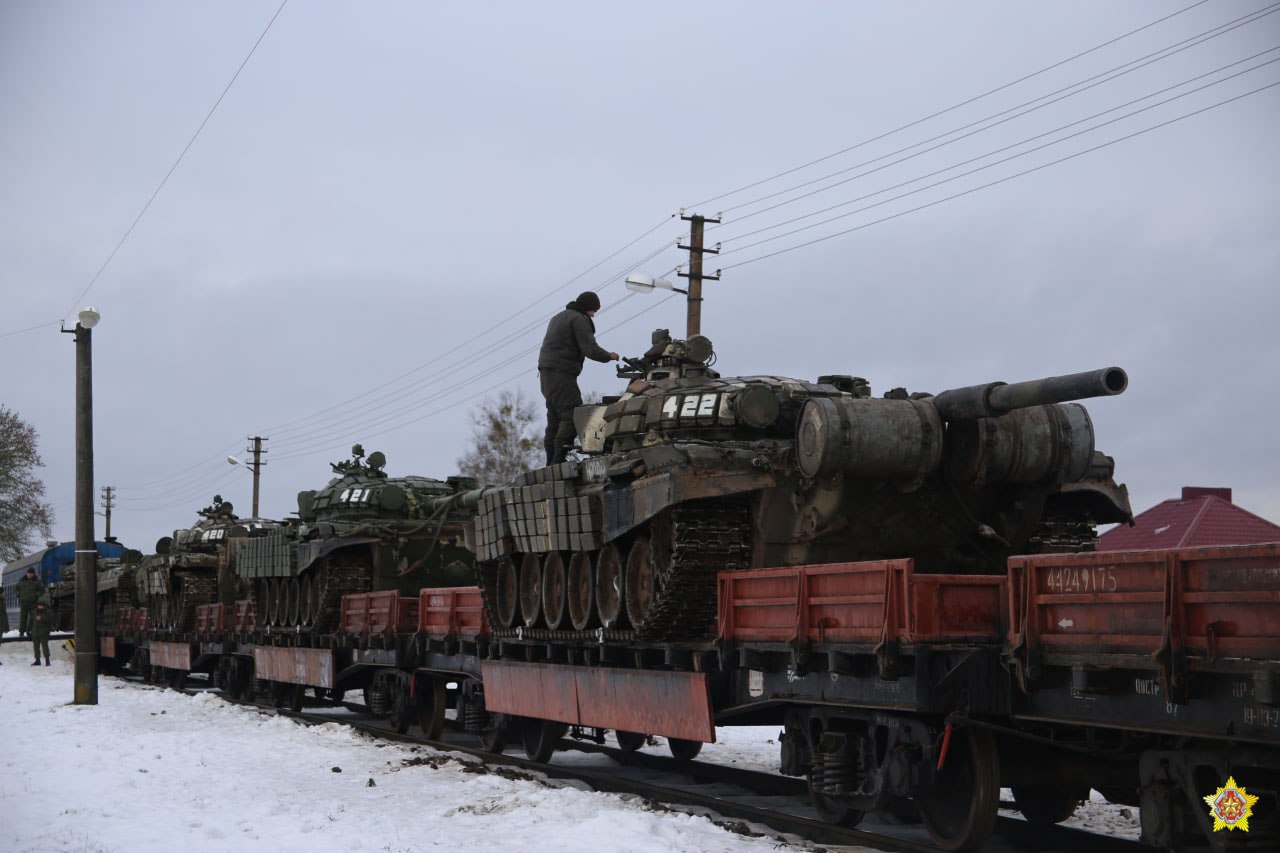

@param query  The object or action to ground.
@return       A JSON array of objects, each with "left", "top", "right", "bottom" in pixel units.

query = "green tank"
[
  {"left": 469, "top": 330, "right": 1133, "bottom": 643},
  {"left": 135, "top": 496, "right": 282, "bottom": 633},
  {"left": 234, "top": 445, "right": 489, "bottom": 632}
]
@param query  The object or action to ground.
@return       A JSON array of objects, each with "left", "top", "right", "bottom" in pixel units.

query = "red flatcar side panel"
[
  {"left": 232, "top": 600, "right": 256, "bottom": 633},
  {"left": 903, "top": 568, "right": 1006, "bottom": 643},
  {"left": 717, "top": 560, "right": 904, "bottom": 645},
  {"left": 1177, "top": 543, "right": 1280, "bottom": 660},
  {"left": 340, "top": 593, "right": 372, "bottom": 637},
  {"left": 100, "top": 635, "right": 115, "bottom": 657},
  {"left": 419, "top": 586, "right": 489, "bottom": 638},
  {"left": 194, "top": 603, "right": 225, "bottom": 638},
  {"left": 150, "top": 641, "right": 193, "bottom": 670},
  {"left": 252, "top": 646, "right": 336, "bottom": 688},
  {"left": 1009, "top": 550, "right": 1169, "bottom": 655},
  {"left": 481, "top": 660, "right": 715, "bottom": 742}
]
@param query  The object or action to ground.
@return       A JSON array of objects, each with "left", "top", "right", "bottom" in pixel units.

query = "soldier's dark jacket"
[
  {"left": 30, "top": 605, "right": 52, "bottom": 640},
  {"left": 537, "top": 304, "right": 612, "bottom": 376},
  {"left": 17, "top": 574, "right": 44, "bottom": 606}
]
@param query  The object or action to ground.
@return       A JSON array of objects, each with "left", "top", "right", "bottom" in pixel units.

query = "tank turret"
[
  {"left": 470, "top": 331, "right": 1132, "bottom": 643},
  {"left": 233, "top": 445, "right": 492, "bottom": 632}
]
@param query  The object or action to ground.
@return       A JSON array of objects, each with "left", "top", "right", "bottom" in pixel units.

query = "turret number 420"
[{"left": 662, "top": 393, "right": 718, "bottom": 419}]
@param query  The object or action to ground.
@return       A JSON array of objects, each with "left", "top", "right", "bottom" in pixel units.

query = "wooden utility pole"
[
  {"left": 678, "top": 212, "right": 721, "bottom": 338},
  {"left": 99, "top": 486, "right": 115, "bottom": 539},
  {"left": 246, "top": 436, "right": 267, "bottom": 518}
]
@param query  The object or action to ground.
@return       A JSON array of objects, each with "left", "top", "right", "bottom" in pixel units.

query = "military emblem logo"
[{"left": 1203, "top": 776, "right": 1258, "bottom": 832}]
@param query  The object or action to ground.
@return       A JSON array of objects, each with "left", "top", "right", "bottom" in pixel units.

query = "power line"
[
  {"left": 684, "top": 0, "right": 1216, "bottom": 209},
  {"left": 714, "top": 50, "right": 1280, "bottom": 250},
  {"left": 710, "top": 3, "right": 1280, "bottom": 225},
  {"left": 718, "top": 78, "right": 1280, "bottom": 272}
]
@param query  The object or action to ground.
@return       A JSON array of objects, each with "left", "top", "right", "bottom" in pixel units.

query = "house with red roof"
[{"left": 1099, "top": 487, "right": 1280, "bottom": 551}]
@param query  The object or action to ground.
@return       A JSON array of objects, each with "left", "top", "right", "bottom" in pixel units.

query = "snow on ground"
[
  {"left": 0, "top": 639, "right": 853, "bottom": 853},
  {"left": 0, "top": 635, "right": 1142, "bottom": 849}
]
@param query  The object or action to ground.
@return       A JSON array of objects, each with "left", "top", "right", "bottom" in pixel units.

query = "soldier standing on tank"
[
  {"left": 30, "top": 600, "right": 52, "bottom": 666},
  {"left": 537, "top": 291, "right": 618, "bottom": 465},
  {"left": 17, "top": 567, "right": 44, "bottom": 638}
]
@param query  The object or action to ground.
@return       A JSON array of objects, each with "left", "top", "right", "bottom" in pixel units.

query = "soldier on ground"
[
  {"left": 17, "top": 567, "right": 44, "bottom": 638},
  {"left": 30, "top": 600, "right": 52, "bottom": 666},
  {"left": 537, "top": 290, "right": 618, "bottom": 465}
]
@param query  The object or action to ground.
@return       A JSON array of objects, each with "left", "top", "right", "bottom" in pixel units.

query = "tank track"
[
  {"left": 480, "top": 501, "right": 751, "bottom": 645},
  {"left": 174, "top": 575, "right": 218, "bottom": 633},
  {"left": 307, "top": 556, "right": 369, "bottom": 633},
  {"left": 636, "top": 502, "right": 752, "bottom": 642},
  {"left": 1030, "top": 515, "right": 1099, "bottom": 553}
]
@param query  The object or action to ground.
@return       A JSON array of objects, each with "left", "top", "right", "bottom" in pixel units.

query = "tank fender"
[
  {"left": 296, "top": 536, "right": 379, "bottom": 573},
  {"left": 601, "top": 467, "right": 774, "bottom": 542}
]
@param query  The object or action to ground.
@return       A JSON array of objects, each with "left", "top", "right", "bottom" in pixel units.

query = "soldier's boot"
[
  {"left": 44, "top": 658, "right": 50, "bottom": 666},
  {"left": 31, "top": 659, "right": 40, "bottom": 666}
]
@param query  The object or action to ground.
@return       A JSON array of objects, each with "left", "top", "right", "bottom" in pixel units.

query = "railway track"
[{"left": 118, "top": 670, "right": 1149, "bottom": 853}]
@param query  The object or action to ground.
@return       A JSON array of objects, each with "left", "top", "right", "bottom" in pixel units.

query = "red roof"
[{"left": 1099, "top": 487, "right": 1280, "bottom": 551}]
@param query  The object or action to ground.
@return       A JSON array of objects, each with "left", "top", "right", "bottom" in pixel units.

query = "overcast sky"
[{"left": 2, "top": 1, "right": 1277, "bottom": 554}]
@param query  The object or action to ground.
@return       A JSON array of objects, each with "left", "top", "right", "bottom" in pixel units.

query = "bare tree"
[
  {"left": 0, "top": 406, "right": 55, "bottom": 561},
  {"left": 457, "top": 390, "right": 541, "bottom": 486}
]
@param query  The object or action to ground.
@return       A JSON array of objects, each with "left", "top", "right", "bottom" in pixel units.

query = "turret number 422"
[{"left": 662, "top": 393, "right": 718, "bottom": 419}]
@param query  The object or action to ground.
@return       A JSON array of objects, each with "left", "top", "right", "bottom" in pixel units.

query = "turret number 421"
[{"left": 662, "top": 393, "right": 718, "bottom": 420}]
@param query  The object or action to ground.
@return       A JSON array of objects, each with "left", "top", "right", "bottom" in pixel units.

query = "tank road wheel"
[
  {"left": 1011, "top": 785, "right": 1087, "bottom": 826},
  {"left": 494, "top": 557, "right": 519, "bottom": 629},
  {"left": 595, "top": 544, "right": 625, "bottom": 628},
  {"left": 414, "top": 675, "right": 447, "bottom": 740},
  {"left": 265, "top": 579, "right": 280, "bottom": 626},
  {"left": 479, "top": 712, "right": 510, "bottom": 754},
  {"left": 541, "top": 552, "right": 568, "bottom": 630},
  {"left": 518, "top": 553, "right": 543, "bottom": 628},
  {"left": 299, "top": 575, "right": 314, "bottom": 628},
  {"left": 520, "top": 718, "right": 568, "bottom": 763},
  {"left": 624, "top": 538, "right": 659, "bottom": 629},
  {"left": 285, "top": 578, "right": 300, "bottom": 628},
  {"left": 615, "top": 730, "right": 647, "bottom": 752},
  {"left": 567, "top": 552, "right": 597, "bottom": 631},
  {"left": 667, "top": 738, "right": 703, "bottom": 762},
  {"left": 917, "top": 727, "right": 1000, "bottom": 852}
]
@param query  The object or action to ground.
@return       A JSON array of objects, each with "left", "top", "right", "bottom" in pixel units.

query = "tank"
[
  {"left": 469, "top": 330, "right": 1133, "bottom": 643},
  {"left": 135, "top": 496, "right": 282, "bottom": 633},
  {"left": 233, "top": 445, "right": 490, "bottom": 632}
]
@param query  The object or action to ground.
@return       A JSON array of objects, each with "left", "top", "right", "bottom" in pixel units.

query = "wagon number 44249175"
[{"left": 1044, "top": 566, "right": 1119, "bottom": 593}]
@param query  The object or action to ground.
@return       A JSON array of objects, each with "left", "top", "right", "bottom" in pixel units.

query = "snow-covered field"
[{"left": 0, "top": 634, "right": 1140, "bottom": 851}]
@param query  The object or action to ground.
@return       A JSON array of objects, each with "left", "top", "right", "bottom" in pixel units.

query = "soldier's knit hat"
[{"left": 575, "top": 291, "right": 601, "bottom": 311}]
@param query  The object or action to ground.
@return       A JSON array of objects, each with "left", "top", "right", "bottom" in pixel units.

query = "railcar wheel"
[
  {"left": 615, "top": 731, "right": 647, "bottom": 752},
  {"left": 521, "top": 718, "right": 568, "bottom": 763},
  {"left": 916, "top": 726, "right": 999, "bottom": 852},
  {"left": 808, "top": 774, "right": 865, "bottom": 828},
  {"left": 518, "top": 553, "right": 543, "bottom": 628},
  {"left": 388, "top": 676, "right": 414, "bottom": 735},
  {"left": 595, "top": 544, "right": 625, "bottom": 628},
  {"left": 667, "top": 738, "right": 702, "bottom": 762},
  {"left": 1011, "top": 785, "right": 1087, "bottom": 825},
  {"left": 415, "top": 675, "right": 447, "bottom": 740},
  {"left": 567, "top": 552, "right": 597, "bottom": 631},
  {"left": 478, "top": 712, "right": 509, "bottom": 754},
  {"left": 624, "top": 538, "right": 657, "bottom": 628},
  {"left": 541, "top": 552, "right": 568, "bottom": 630},
  {"left": 494, "top": 557, "right": 519, "bottom": 629}
]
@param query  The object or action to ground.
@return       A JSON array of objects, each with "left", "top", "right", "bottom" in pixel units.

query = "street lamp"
[
  {"left": 62, "top": 305, "right": 100, "bottom": 705},
  {"left": 227, "top": 453, "right": 262, "bottom": 518}
]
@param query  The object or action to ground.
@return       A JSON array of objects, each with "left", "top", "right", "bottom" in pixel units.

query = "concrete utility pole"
[
  {"left": 246, "top": 436, "right": 267, "bottom": 518},
  {"left": 62, "top": 307, "right": 101, "bottom": 705},
  {"left": 677, "top": 212, "right": 721, "bottom": 338},
  {"left": 99, "top": 486, "right": 115, "bottom": 539}
]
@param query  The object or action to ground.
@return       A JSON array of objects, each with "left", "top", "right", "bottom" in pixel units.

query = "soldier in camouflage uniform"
[
  {"left": 17, "top": 567, "right": 44, "bottom": 638},
  {"left": 537, "top": 291, "right": 618, "bottom": 465},
  {"left": 30, "top": 600, "right": 52, "bottom": 665}
]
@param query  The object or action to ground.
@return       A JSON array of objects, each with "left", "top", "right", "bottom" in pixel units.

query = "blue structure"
[{"left": 2, "top": 540, "right": 127, "bottom": 630}]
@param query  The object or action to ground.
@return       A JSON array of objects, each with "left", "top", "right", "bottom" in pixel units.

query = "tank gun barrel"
[
  {"left": 422, "top": 487, "right": 502, "bottom": 514},
  {"left": 930, "top": 366, "right": 1127, "bottom": 420}
]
